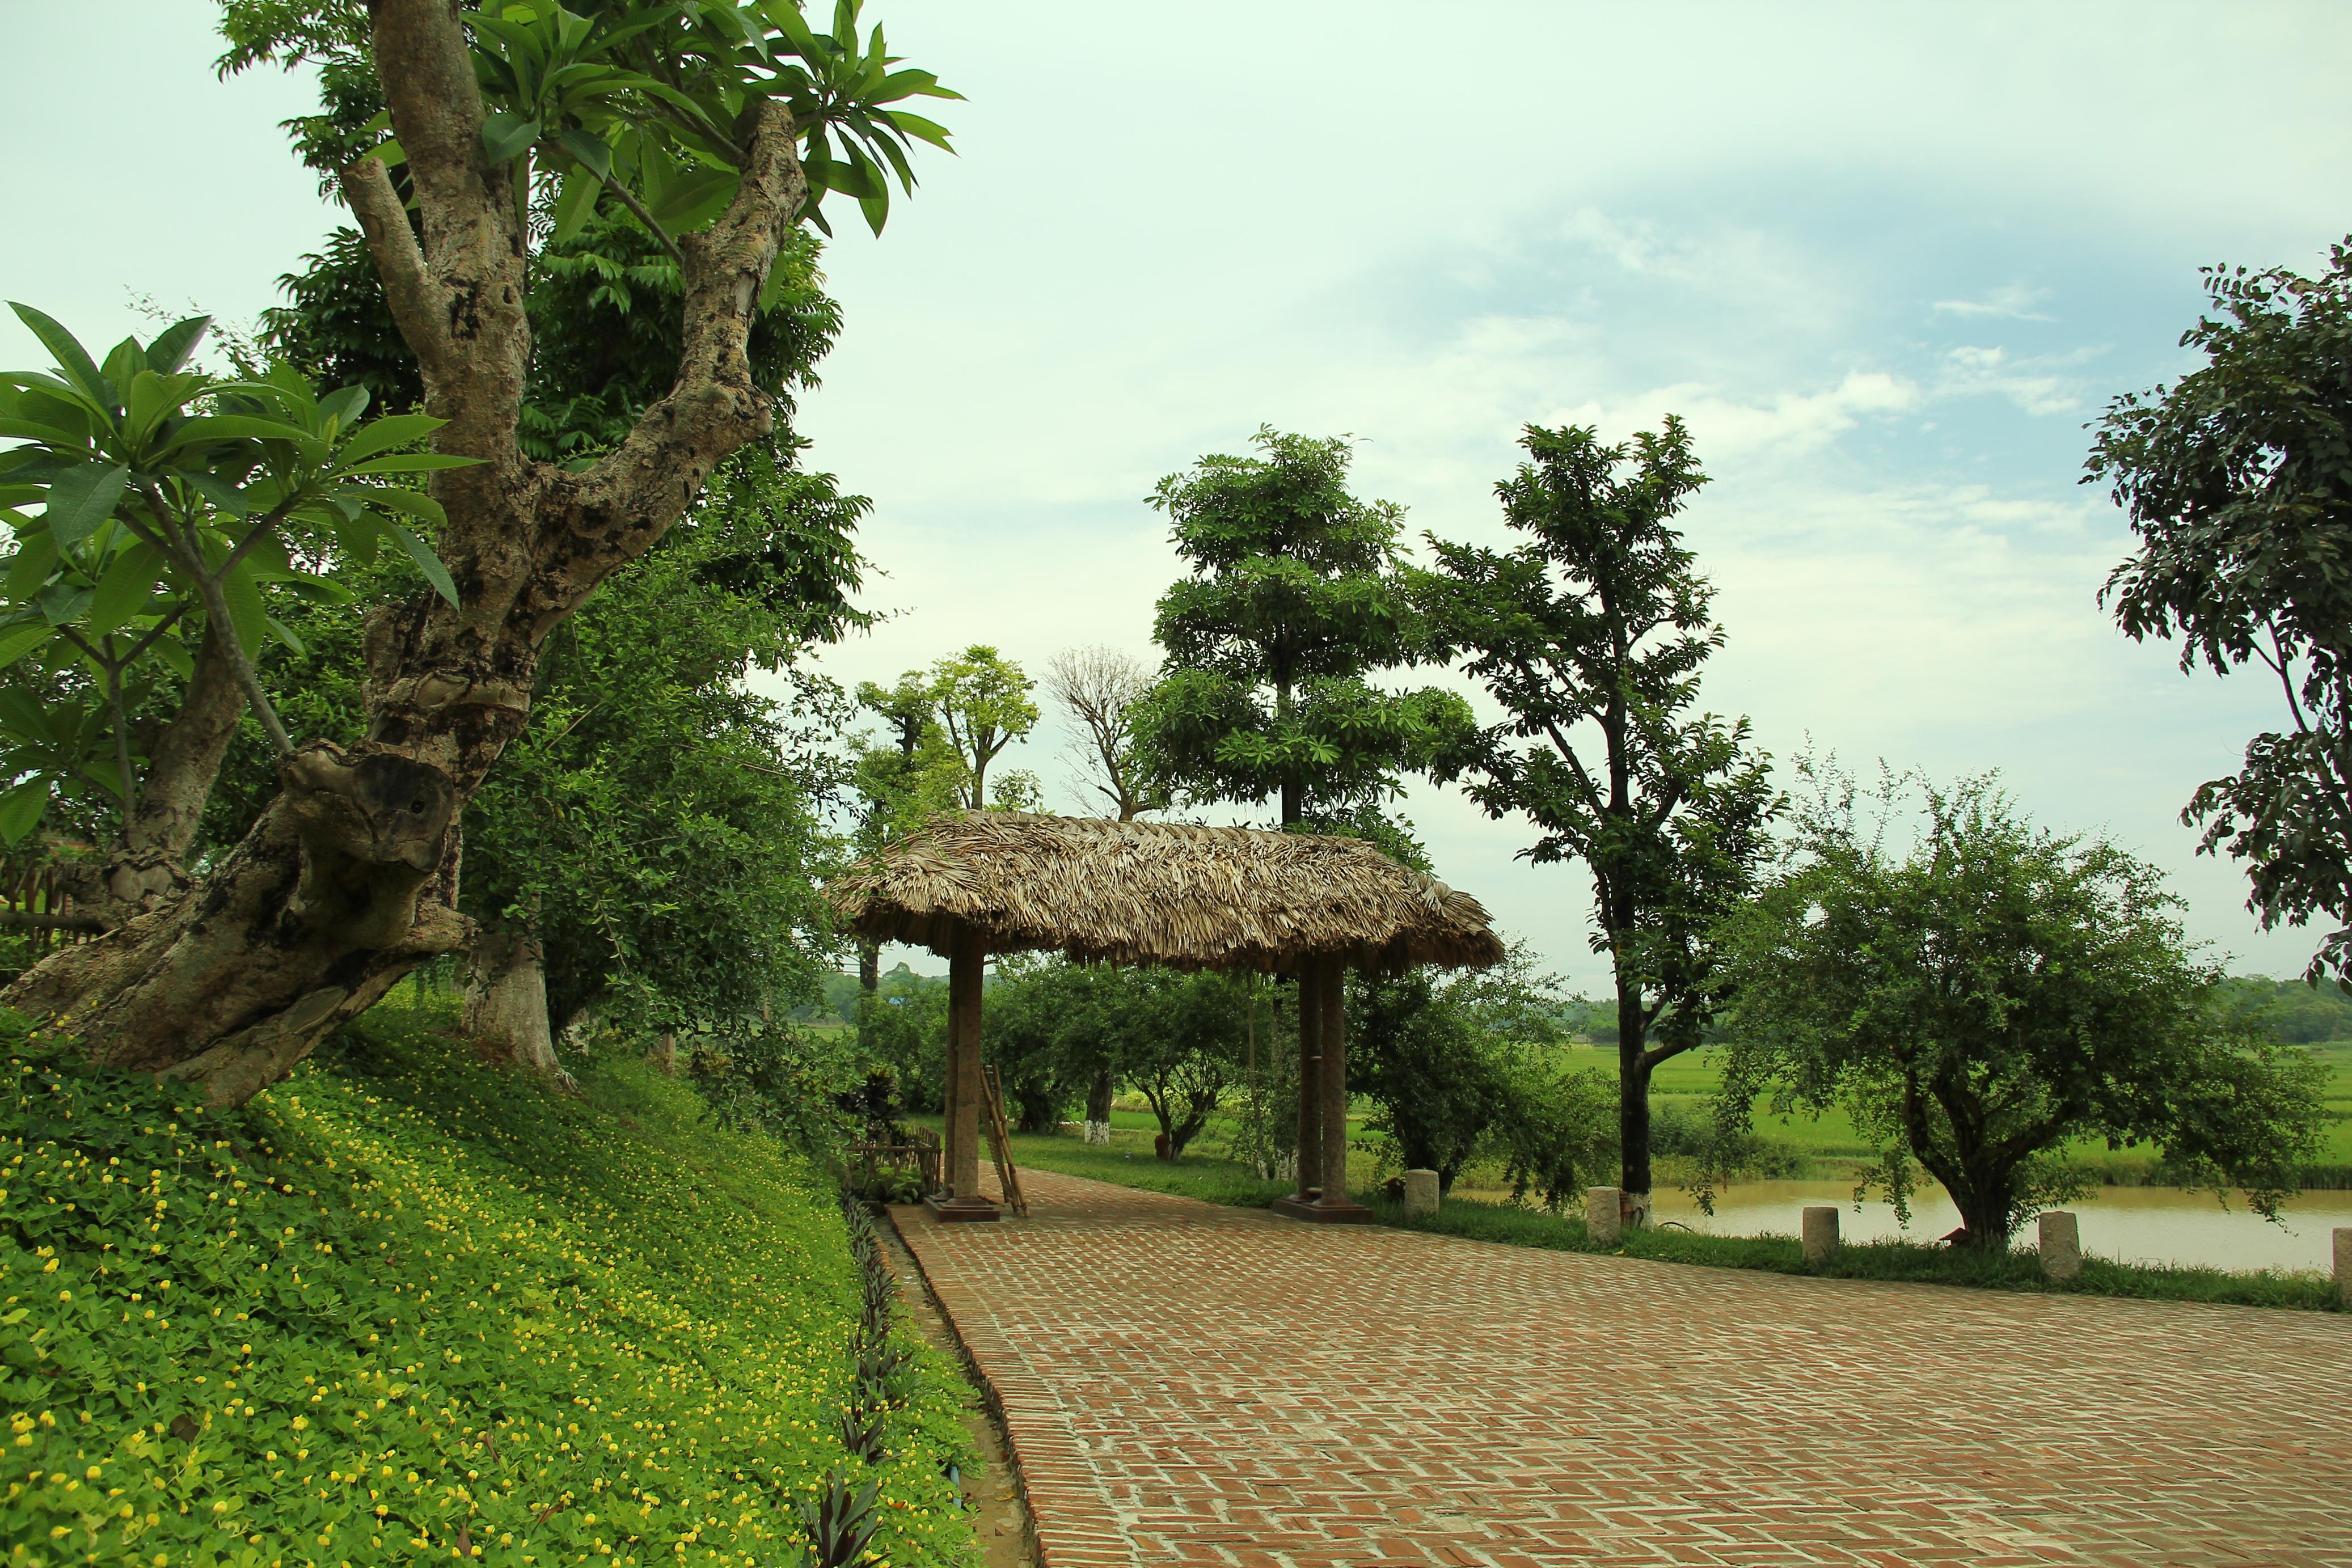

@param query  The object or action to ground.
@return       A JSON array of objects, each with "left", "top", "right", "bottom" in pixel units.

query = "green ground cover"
[
  {"left": 3, "top": 998, "right": 981, "bottom": 1568},
  {"left": 984, "top": 1111, "right": 2346, "bottom": 1313}
]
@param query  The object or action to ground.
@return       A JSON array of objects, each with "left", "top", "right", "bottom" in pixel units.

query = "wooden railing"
[{"left": 846, "top": 1126, "right": 941, "bottom": 1198}]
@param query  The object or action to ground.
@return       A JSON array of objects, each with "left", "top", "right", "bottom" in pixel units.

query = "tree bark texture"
[
  {"left": 60, "top": 627, "right": 251, "bottom": 928},
  {"left": 1084, "top": 1067, "right": 1113, "bottom": 1144},
  {"left": 3, "top": 0, "right": 808, "bottom": 1104},
  {"left": 856, "top": 938, "right": 880, "bottom": 1050},
  {"left": 461, "top": 924, "right": 559, "bottom": 1075},
  {"left": 1616, "top": 969, "right": 1654, "bottom": 1220}
]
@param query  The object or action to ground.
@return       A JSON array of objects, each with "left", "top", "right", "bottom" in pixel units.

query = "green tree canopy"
[
  {"left": 1414, "top": 420, "right": 1777, "bottom": 1206},
  {"left": 2091, "top": 240, "right": 2352, "bottom": 987},
  {"left": 924, "top": 644, "right": 1039, "bottom": 810},
  {"left": 1350, "top": 944, "right": 1611, "bottom": 1202},
  {"left": 1134, "top": 426, "right": 1470, "bottom": 827},
  {"left": 976, "top": 960, "right": 1247, "bottom": 1159},
  {"left": 1713, "top": 766, "right": 2330, "bottom": 1250}
]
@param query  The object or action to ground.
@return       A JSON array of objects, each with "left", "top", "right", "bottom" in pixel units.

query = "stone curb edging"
[{"left": 884, "top": 1203, "right": 1138, "bottom": 1568}]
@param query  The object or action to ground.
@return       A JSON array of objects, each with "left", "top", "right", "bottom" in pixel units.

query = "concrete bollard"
[
  {"left": 1586, "top": 1186, "right": 1623, "bottom": 1245},
  {"left": 2039, "top": 1211, "right": 2083, "bottom": 1281},
  {"left": 2336, "top": 1228, "right": 2351, "bottom": 1307},
  {"left": 1403, "top": 1169, "right": 1440, "bottom": 1218},
  {"left": 1801, "top": 1206, "right": 1839, "bottom": 1263}
]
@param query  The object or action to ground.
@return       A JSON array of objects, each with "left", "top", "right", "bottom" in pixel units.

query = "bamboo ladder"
[{"left": 978, "top": 1064, "right": 1028, "bottom": 1218}]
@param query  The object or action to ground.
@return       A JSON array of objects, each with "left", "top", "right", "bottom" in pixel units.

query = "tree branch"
[
  {"left": 565, "top": 100, "right": 807, "bottom": 574},
  {"left": 341, "top": 155, "right": 450, "bottom": 375},
  {"left": 117, "top": 601, "right": 190, "bottom": 670},
  {"left": 1640, "top": 1035, "right": 1698, "bottom": 1073},
  {"left": 0, "top": 908, "right": 109, "bottom": 935},
  {"left": 359, "top": 0, "right": 528, "bottom": 463},
  {"left": 129, "top": 481, "right": 294, "bottom": 760},
  {"left": 601, "top": 175, "right": 688, "bottom": 271}
]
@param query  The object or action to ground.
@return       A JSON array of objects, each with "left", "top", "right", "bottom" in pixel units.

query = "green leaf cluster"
[
  {"left": 226, "top": 0, "right": 959, "bottom": 246},
  {"left": 981, "top": 962, "right": 1252, "bottom": 1160},
  {"left": 850, "top": 645, "right": 1038, "bottom": 832},
  {"left": 0, "top": 306, "right": 463, "bottom": 844},
  {"left": 2091, "top": 238, "right": 2352, "bottom": 986}
]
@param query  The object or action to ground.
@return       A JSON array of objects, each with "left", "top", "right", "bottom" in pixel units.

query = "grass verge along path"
[{"left": 995, "top": 1119, "right": 2347, "bottom": 1313}]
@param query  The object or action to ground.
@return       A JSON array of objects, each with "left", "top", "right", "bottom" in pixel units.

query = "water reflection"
[{"left": 1645, "top": 1180, "right": 2352, "bottom": 1274}]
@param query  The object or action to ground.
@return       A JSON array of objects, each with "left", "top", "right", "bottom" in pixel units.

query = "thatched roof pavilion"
[
  {"left": 829, "top": 811, "right": 1504, "bottom": 975},
  {"left": 827, "top": 813, "right": 1504, "bottom": 1227}
]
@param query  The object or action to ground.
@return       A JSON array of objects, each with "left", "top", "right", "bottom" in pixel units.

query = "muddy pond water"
[{"left": 1637, "top": 1179, "right": 2352, "bottom": 1274}]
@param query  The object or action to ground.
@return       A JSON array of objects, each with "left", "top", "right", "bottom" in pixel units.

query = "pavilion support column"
[
  {"left": 937, "top": 967, "right": 963, "bottom": 1195},
  {"left": 927, "top": 919, "right": 999, "bottom": 1223},
  {"left": 1295, "top": 955, "right": 1324, "bottom": 1201},
  {"left": 1310, "top": 958, "right": 1370, "bottom": 1220},
  {"left": 1273, "top": 953, "right": 1365, "bottom": 1223}
]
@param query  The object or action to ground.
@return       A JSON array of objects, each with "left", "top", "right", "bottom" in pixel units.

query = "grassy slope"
[
  {"left": 3, "top": 997, "right": 978, "bottom": 1568},
  {"left": 991, "top": 1113, "right": 2346, "bottom": 1313}
]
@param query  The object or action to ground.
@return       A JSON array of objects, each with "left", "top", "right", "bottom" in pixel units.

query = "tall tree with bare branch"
[
  {"left": 1044, "top": 644, "right": 1162, "bottom": 819},
  {"left": 0, "top": 1, "right": 955, "bottom": 1104}
]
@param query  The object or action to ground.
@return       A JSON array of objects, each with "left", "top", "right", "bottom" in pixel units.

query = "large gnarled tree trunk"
[{"left": 2, "top": 0, "right": 806, "bottom": 1105}]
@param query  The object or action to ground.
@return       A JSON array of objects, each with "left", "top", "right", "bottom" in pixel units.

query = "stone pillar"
[
  {"left": 2038, "top": 1211, "right": 2083, "bottom": 1280},
  {"left": 927, "top": 923, "right": 998, "bottom": 1221},
  {"left": 1801, "top": 1206, "right": 1839, "bottom": 1263},
  {"left": 1403, "top": 1169, "right": 1439, "bottom": 1218},
  {"left": 2334, "top": 1227, "right": 2350, "bottom": 1307},
  {"left": 1293, "top": 955, "right": 1323, "bottom": 1203},
  {"left": 1316, "top": 957, "right": 1354, "bottom": 1210},
  {"left": 1586, "top": 1186, "right": 1623, "bottom": 1245}
]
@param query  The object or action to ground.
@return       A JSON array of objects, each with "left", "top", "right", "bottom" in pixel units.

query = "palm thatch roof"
[{"left": 826, "top": 812, "right": 1504, "bottom": 974}]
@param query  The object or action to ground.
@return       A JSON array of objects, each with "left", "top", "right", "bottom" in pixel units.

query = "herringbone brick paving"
[{"left": 893, "top": 1169, "right": 2352, "bottom": 1567}]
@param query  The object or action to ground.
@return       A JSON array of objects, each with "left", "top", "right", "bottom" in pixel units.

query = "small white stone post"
[
  {"left": 2038, "top": 1211, "right": 2083, "bottom": 1281},
  {"left": 1403, "top": 1169, "right": 1440, "bottom": 1218},
  {"left": 1586, "top": 1186, "right": 1623, "bottom": 1245},
  {"left": 1801, "top": 1206, "right": 1839, "bottom": 1263},
  {"left": 2334, "top": 1227, "right": 2351, "bottom": 1307}
]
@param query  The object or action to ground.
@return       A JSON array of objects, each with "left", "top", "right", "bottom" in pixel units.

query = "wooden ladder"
[{"left": 979, "top": 1064, "right": 1028, "bottom": 1218}]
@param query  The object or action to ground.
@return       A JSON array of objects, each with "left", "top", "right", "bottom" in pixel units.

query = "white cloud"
[
  {"left": 1933, "top": 283, "right": 2055, "bottom": 320},
  {"left": 1536, "top": 371, "right": 1921, "bottom": 464},
  {"left": 1936, "top": 343, "right": 2101, "bottom": 416}
]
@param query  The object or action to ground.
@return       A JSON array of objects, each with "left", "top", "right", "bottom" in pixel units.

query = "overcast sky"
[{"left": 5, "top": 3, "right": 2349, "bottom": 989}]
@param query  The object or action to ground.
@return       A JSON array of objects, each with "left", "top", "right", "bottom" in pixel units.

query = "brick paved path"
[{"left": 892, "top": 1169, "right": 2352, "bottom": 1568}]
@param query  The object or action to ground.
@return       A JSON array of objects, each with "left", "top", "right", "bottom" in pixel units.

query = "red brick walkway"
[{"left": 892, "top": 1169, "right": 2352, "bottom": 1568}]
